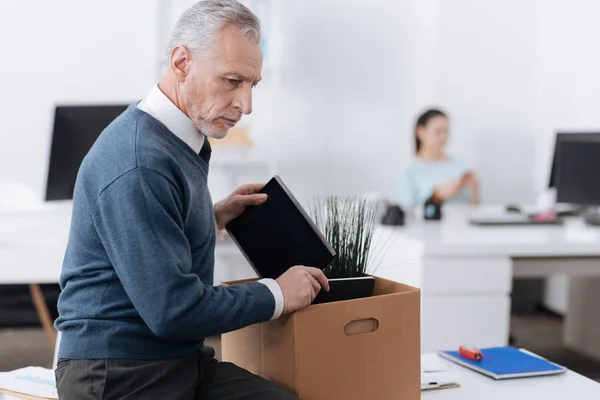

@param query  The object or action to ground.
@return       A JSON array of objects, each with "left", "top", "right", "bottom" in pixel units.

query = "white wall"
[
  {"left": 534, "top": 0, "right": 600, "bottom": 315},
  {"left": 268, "top": 0, "right": 540, "bottom": 204},
  {"left": 4, "top": 0, "right": 598, "bottom": 208},
  {"left": 0, "top": 0, "right": 159, "bottom": 199},
  {"left": 1, "top": 0, "right": 544, "bottom": 205},
  {"left": 435, "top": 0, "right": 538, "bottom": 205},
  {"left": 534, "top": 0, "right": 600, "bottom": 190},
  {"left": 317, "top": 0, "right": 428, "bottom": 200},
  {"left": 247, "top": 0, "right": 335, "bottom": 200}
]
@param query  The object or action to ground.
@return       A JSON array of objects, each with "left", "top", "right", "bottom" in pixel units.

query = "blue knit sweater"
[{"left": 55, "top": 104, "right": 275, "bottom": 359}]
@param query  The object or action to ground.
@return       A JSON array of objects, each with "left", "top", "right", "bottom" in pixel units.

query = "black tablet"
[{"left": 226, "top": 176, "right": 336, "bottom": 279}]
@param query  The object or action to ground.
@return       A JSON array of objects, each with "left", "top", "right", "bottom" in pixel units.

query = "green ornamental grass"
[{"left": 309, "top": 197, "right": 384, "bottom": 279}]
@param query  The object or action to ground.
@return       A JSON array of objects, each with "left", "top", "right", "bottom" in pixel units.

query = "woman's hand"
[
  {"left": 461, "top": 172, "right": 480, "bottom": 205},
  {"left": 433, "top": 172, "right": 480, "bottom": 204},
  {"left": 433, "top": 179, "right": 463, "bottom": 202}
]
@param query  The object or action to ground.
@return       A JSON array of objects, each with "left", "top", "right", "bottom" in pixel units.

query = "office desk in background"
[
  {"left": 421, "top": 353, "right": 600, "bottom": 399},
  {"left": 0, "top": 202, "right": 72, "bottom": 349},
  {"left": 375, "top": 206, "right": 600, "bottom": 362},
  {"left": 0, "top": 200, "right": 254, "bottom": 350},
  {"left": 4, "top": 201, "right": 600, "bottom": 362}
]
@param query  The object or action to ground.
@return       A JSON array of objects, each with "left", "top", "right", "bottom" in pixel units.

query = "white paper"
[
  {"left": 0, "top": 367, "right": 58, "bottom": 399},
  {"left": 421, "top": 370, "right": 459, "bottom": 389},
  {"left": 422, "top": 354, "right": 452, "bottom": 372},
  {"left": 421, "top": 354, "right": 459, "bottom": 390}
]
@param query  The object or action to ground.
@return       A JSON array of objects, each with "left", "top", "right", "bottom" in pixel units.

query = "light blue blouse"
[{"left": 398, "top": 157, "right": 471, "bottom": 208}]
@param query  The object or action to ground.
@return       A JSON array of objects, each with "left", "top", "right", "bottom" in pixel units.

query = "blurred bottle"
[{"left": 424, "top": 196, "right": 442, "bottom": 220}]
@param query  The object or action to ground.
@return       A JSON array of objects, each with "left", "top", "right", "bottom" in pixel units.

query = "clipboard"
[
  {"left": 0, "top": 388, "right": 56, "bottom": 400},
  {"left": 421, "top": 355, "right": 460, "bottom": 392},
  {"left": 421, "top": 382, "right": 461, "bottom": 392}
]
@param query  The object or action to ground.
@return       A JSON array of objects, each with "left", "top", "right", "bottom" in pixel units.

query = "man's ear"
[{"left": 169, "top": 45, "right": 192, "bottom": 82}]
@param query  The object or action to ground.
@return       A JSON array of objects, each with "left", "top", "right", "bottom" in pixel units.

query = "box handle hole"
[{"left": 344, "top": 318, "right": 379, "bottom": 336}]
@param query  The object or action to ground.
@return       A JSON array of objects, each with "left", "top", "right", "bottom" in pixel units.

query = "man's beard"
[
  {"left": 195, "top": 118, "right": 230, "bottom": 139},
  {"left": 183, "top": 90, "right": 240, "bottom": 139}
]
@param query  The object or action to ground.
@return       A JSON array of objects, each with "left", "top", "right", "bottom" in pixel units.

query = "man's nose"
[{"left": 233, "top": 87, "right": 252, "bottom": 115}]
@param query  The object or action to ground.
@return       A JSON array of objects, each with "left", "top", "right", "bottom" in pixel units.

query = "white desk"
[
  {"left": 375, "top": 206, "right": 600, "bottom": 361},
  {"left": 421, "top": 353, "right": 600, "bottom": 399},
  {"left": 0, "top": 201, "right": 250, "bottom": 284},
  {"left": 5, "top": 201, "right": 600, "bottom": 360},
  {"left": 2, "top": 353, "right": 597, "bottom": 400},
  {"left": 0, "top": 202, "right": 72, "bottom": 284},
  {"left": 0, "top": 200, "right": 253, "bottom": 348},
  {"left": 0, "top": 201, "right": 72, "bottom": 348}
]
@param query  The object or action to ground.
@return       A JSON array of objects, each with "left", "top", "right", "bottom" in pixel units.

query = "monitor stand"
[
  {"left": 583, "top": 207, "right": 600, "bottom": 226},
  {"left": 556, "top": 204, "right": 584, "bottom": 217}
]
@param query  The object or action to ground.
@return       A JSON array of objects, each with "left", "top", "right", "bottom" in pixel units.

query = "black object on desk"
[
  {"left": 505, "top": 205, "right": 522, "bottom": 213},
  {"left": 549, "top": 132, "right": 600, "bottom": 190},
  {"left": 226, "top": 176, "right": 336, "bottom": 280},
  {"left": 556, "top": 208, "right": 582, "bottom": 217},
  {"left": 46, "top": 105, "right": 129, "bottom": 201},
  {"left": 583, "top": 214, "right": 600, "bottom": 226},
  {"left": 424, "top": 195, "right": 443, "bottom": 220},
  {"left": 469, "top": 215, "right": 563, "bottom": 226},
  {"left": 313, "top": 277, "right": 375, "bottom": 305},
  {"left": 381, "top": 204, "right": 405, "bottom": 226},
  {"left": 555, "top": 136, "right": 600, "bottom": 205},
  {"left": 553, "top": 136, "right": 600, "bottom": 226}
]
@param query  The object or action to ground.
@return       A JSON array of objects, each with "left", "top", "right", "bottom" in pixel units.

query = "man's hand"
[
  {"left": 214, "top": 183, "right": 268, "bottom": 230},
  {"left": 276, "top": 266, "right": 330, "bottom": 313}
]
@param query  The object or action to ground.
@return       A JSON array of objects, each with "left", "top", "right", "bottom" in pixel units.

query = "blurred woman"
[{"left": 398, "top": 109, "right": 479, "bottom": 209}]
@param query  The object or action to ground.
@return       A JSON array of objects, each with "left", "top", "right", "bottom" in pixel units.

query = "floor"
[
  {"left": 1, "top": 314, "right": 600, "bottom": 382},
  {"left": 511, "top": 312, "right": 600, "bottom": 381}
]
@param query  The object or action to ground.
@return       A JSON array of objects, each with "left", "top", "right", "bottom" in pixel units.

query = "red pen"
[{"left": 459, "top": 346, "right": 483, "bottom": 361}]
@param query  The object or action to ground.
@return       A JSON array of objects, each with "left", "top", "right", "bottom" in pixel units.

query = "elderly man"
[{"left": 54, "top": 1, "right": 328, "bottom": 398}]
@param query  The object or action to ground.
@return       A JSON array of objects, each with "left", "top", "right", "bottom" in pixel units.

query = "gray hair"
[{"left": 164, "top": 0, "right": 261, "bottom": 67}]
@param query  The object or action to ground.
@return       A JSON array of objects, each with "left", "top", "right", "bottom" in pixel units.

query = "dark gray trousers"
[{"left": 55, "top": 347, "right": 299, "bottom": 400}]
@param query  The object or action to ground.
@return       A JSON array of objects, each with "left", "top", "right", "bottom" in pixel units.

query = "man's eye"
[{"left": 226, "top": 78, "right": 241, "bottom": 87}]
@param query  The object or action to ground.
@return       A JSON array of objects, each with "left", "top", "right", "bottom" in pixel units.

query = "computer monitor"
[
  {"left": 45, "top": 105, "right": 128, "bottom": 201},
  {"left": 548, "top": 132, "right": 600, "bottom": 189},
  {"left": 555, "top": 135, "right": 600, "bottom": 205}
]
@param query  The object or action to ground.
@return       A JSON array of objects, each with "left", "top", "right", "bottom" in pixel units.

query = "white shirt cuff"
[{"left": 257, "top": 278, "right": 284, "bottom": 320}]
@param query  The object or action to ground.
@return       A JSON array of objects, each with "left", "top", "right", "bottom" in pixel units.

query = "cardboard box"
[{"left": 222, "top": 277, "right": 420, "bottom": 400}]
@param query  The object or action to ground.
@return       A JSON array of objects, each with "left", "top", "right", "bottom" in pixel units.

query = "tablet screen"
[{"left": 226, "top": 176, "right": 336, "bottom": 279}]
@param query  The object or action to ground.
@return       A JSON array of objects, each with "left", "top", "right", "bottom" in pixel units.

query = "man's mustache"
[{"left": 208, "top": 114, "right": 241, "bottom": 122}]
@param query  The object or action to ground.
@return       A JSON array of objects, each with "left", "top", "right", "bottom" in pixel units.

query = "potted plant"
[{"left": 309, "top": 196, "right": 388, "bottom": 303}]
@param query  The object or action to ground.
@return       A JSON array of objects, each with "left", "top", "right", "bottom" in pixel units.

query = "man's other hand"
[
  {"left": 214, "top": 183, "right": 267, "bottom": 230},
  {"left": 276, "top": 266, "right": 330, "bottom": 313}
]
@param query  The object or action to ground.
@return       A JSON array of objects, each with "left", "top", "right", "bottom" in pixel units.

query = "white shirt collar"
[{"left": 137, "top": 84, "right": 205, "bottom": 154}]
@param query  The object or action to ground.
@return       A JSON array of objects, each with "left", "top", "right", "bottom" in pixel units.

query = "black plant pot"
[{"left": 313, "top": 276, "right": 375, "bottom": 305}]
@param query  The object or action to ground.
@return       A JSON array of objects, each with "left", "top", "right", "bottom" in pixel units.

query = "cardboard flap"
[{"left": 372, "top": 275, "right": 419, "bottom": 296}]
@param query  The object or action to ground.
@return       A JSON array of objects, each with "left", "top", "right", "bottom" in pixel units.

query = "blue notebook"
[{"left": 438, "top": 347, "right": 566, "bottom": 380}]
